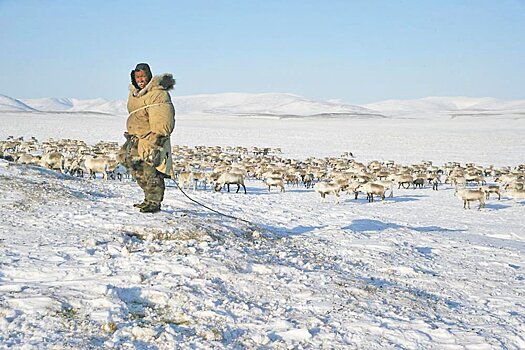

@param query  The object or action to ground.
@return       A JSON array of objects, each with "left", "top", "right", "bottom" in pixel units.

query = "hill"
[
  {"left": 5, "top": 93, "right": 525, "bottom": 119},
  {"left": 0, "top": 95, "right": 37, "bottom": 112}
]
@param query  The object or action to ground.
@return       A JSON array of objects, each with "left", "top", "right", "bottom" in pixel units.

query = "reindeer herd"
[{"left": 1, "top": 136, "right": 524, "bottom": 210}]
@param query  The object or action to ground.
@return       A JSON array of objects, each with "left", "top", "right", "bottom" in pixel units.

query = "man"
[{"left": 121, "top": 63, "right": 175, "bottom": 213}]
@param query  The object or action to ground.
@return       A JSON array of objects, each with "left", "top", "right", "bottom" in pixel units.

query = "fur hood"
[{"left": 130, "top": 73, "right": 175, "bottom": 97}]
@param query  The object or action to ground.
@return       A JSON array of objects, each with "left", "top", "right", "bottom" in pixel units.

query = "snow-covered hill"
[
  {"left": 466, "top": 98, "right": 525, "bottom": 111},
  {"left": 364, "top": 96, "right": 525, "bottom": 117},
  {"left": 5, "top": 93, "right": 525, "bottom": 119},
  {"left": 20, "top": 97, "right": 126, "bottom": 116},
  {"left": 18, "top": 97, "right": 75, "bottom": 111},
  {"left": 69, "top": 98, "right": 127, "bottom": 115},
  {"left": 0, "top": 95, "right": 36, "bottom": 112},
  {"left": 173, "top": 92, "right": 381, "bottom": 118},
  {"left": 19, "top": 92, "right": 380, "bottom": 118},
  {"left": 364, "top": 96, "right": 498, "bottom": 112}
]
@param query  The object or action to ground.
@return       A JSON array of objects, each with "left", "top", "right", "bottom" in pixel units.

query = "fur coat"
[{"left": 126, "top": 74, "right": 175, "bottom": 177}]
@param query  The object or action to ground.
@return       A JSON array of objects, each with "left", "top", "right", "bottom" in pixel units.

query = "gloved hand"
[
  {"left": 119, "top": 132, "right": 140, "bottom": 168},
  {"left": 144, "top": 133, "right": 169, "bottom": 167},
  {"left": 151, "top": 133, "right": 169, "bottom": 146}
]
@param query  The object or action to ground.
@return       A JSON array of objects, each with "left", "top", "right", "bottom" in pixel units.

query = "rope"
[
  {"left": 169, "top": 167, "right": 258, "bottom": 227},
  {"left": 127, "top": 102, "right": 173, "bottom": 117}
]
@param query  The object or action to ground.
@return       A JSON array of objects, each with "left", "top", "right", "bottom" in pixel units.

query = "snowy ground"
[
  {"left": 2, "top": 111, "right": 525, "bottom": 166},
  {"left": 0, "top": 109, "right": 525, "bottom": 349}
]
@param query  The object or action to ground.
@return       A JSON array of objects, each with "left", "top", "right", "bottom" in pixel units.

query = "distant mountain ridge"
[
  {"left": 1, "top": 93, "right": 524, "bottom": 117},
  {"left": 174, "top": 93, "right": 378, "bottom": 117},
  {"left": 7, "top": 93, "right": 381, "bottom": 118},
  {"left": 0, "top": 95, "right": 37, "bottom": 112},
  {"left": 364, "top": 96, "right": 525, "bottom": 116},
  {"left": 19, "top": 97, "right": 126, "bottom": 115}
]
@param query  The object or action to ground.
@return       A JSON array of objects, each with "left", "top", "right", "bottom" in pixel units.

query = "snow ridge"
[
  {"left": 4, "top": 93, "right": 525, "bottom": 118},
  {"left": 19, "top": 92, "right": 379, "bottom": 118},
  {"left": 0, "top": 95, "right": 36, "bottom": 112}
]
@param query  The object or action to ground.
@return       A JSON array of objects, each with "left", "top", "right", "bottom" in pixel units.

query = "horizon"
[
  {"left": 3, "top": 91, "right": 524, "bottom": 106},
  {"left": 1, "top": 1, "right": 524, "bottom": 104},
  {"left": 3, "top": 91, "right": 525, "bottom": 119}
]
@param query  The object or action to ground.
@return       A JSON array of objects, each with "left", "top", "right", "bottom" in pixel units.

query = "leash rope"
[
  {"left": 127, "top": 102, "right": 173, "bottom": 117},
  {"left": 169, "top": 165, "right": 258, "bottom": 227}
]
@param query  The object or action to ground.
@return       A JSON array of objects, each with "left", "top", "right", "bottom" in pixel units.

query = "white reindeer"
[
  {"left": 357, "top": 182, "right": 386, "bottom": 202},
  {"left": 265, "top": 177, "right": 285, "bottom": 192},
  {"left": 314, "top": 182, "right": 341, "bottom": 204},
  {"left": 214, "top": 172, "right": 247, "bottom": 194},
  {"left": 455, "top": 189, "right": 485, "bottom": 210}
]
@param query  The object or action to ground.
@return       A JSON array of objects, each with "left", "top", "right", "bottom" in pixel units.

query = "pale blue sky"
[{"left": 1, "top": 0, "right": 524, "bottom": 103}]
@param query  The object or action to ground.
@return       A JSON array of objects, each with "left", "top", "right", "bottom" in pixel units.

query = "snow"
[
  {"left": 364, "top": 96, "right": 525, "bottom": 118},
  {"left": 19, "top": 97, "right": 74, "bottom": 111},
  {"left": 13, "top": 92, "right": 525, "bottom": 119},
  {"left": 173, "top": 92, "right": 378, "bottom": 117},
  {"left": 0, "top": 95, "right": 35, "bottom": 112},
  {"left": 364, "top": 96, "right": 500, "bottom": 112},
  {"left": 0, "top": 93, "right": 524, "bottom": 348},
  {"left": 19, "top": 97, "right": 127, "bottom": 116},
  {"left": 17, "top": 93, "right": 380, "bottom": 118}
]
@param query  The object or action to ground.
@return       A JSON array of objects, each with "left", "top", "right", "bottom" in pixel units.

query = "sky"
[{"left": 1, "top": 0, "right": 524, "bottom": 104}]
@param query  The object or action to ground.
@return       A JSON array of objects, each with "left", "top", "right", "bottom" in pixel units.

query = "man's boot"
[
  {"left": 133, "top": 201, "right": 148, "bottom": 209},
  {"left": 140, "top": 201, "right": 161, "bottom": 213}
]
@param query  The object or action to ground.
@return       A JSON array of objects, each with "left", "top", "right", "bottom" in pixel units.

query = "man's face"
[{"left": 134, "top": 70, "right": 149, "bottom": 89}]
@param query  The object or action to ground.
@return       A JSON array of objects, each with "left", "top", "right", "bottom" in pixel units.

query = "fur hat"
[{"left": 130, "top": 63, "right": 153, "bottom": 90}]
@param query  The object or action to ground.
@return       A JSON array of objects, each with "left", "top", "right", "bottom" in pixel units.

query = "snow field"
[
  {"left": 1, "top": 100, "right": 524, "bottom": 348},
  {"left": 1, "top": 158, "right": 524, "bottom": 348}
]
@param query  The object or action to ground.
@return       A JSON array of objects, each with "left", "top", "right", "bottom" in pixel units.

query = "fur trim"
[
  {"left": 130, "top": 73, "right": 175, "bottom": 97},
  {"left": 157, "top": 74, "right": 175, "bottom": 90}
]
